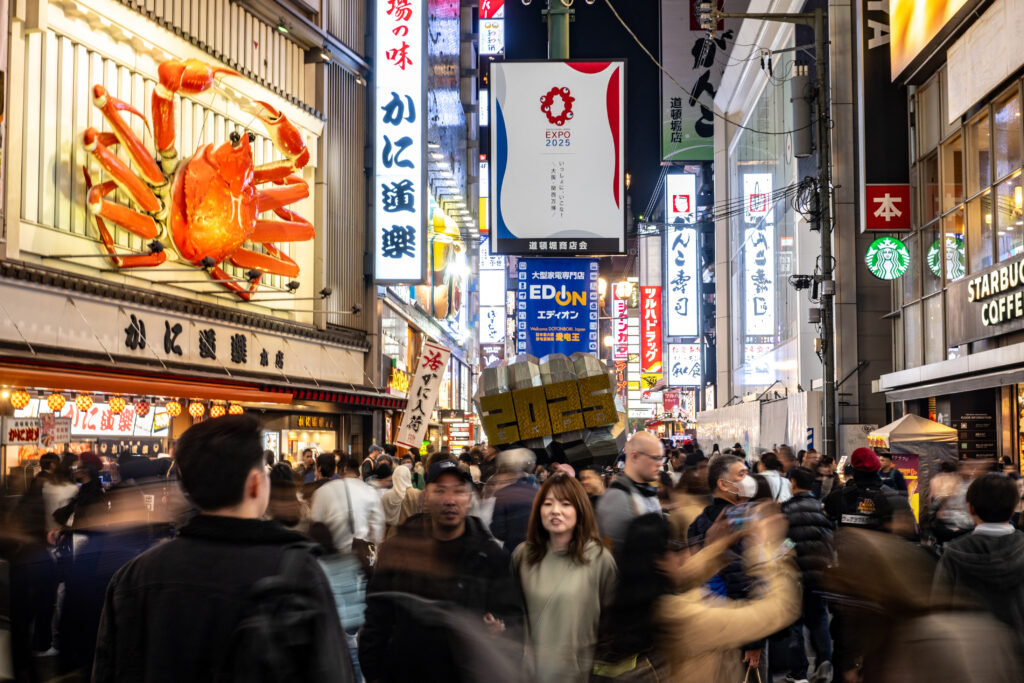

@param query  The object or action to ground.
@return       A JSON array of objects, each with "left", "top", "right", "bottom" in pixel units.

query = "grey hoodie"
[{"left": 935, "top": 529, "right": 1024, "bottom": 632}]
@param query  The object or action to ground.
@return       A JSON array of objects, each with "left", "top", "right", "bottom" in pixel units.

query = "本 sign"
[
  {"left": 640, "top": 286, "right": 663, "bottom": 374},
  {"left": 516, "top": 258, "right": 600, "bottom": 357},
  {"left": 374, "top": 0, "right": 426, "bottom": 283},
  {"left": 395, "top": 341, "right": 452, "bottom": 448},
  {"left": 865, "top": 184, "right": 911, "bottom": 230},
  {"left": 490, "top": 61, "right": 625, "bottom": 255},
  {"left": 667, "top": 343, "right": 702, "bottom": 387}
]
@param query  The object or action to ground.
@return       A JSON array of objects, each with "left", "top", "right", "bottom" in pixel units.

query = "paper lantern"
[
  {"left": 209, "top": 404, "right": 226, "bottom": 418},
  {"left": 135, "top": 400, "right": 151, "bottom": 418},
  {"left": 75, "top": 394, "right": 93, "bottom": 412},
  {"left": 109, "top": 396, "right": 126, "bottom": 414},
  {"left": 10, "top": 389, "right": 31, "bottom": 410},
  {"left": 228, "top": 404, "right": 244, "bottom": 415},
  {"left": 48, "top": 393, "right": 67, "bottom": 412},
  {"left": 189, "top": 401, "right": 206, "bottom": 418},
  {"left": 165, "top": 400, "right": 182, "bottom": 417}
]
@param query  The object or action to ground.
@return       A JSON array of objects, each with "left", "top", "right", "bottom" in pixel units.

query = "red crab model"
[{"left": 81, "top": 58, "right": 313, "bottom": 300}]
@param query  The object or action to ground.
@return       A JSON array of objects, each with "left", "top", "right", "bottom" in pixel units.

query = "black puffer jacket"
[{"left": 781, "top": 492, "right": 834, "bottom": 589}]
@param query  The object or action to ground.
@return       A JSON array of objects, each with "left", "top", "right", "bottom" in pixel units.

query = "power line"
[{"left": 601, "top": 0, "right": 815, "bottom": 137}]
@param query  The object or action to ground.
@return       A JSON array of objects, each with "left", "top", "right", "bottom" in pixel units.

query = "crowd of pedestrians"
[{"left": 4, "top": 415, "right": 1024, "bottom": 682}]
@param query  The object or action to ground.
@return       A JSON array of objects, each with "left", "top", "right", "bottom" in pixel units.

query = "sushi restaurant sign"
[{"left": 949, "top": 255, "right": 1024, "bottom": 345}]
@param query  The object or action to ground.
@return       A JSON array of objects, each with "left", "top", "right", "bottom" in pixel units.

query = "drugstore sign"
[{"left": 948, "top": 255, "right": 1024, "bottom": 345}]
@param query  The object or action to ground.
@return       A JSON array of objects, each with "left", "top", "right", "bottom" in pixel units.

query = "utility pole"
[
  {"left": 698, "top": 4, "right": 837, "bottom": 459},
  {"left": 542, "top": 0, "right": 574, "bottom": 59}
]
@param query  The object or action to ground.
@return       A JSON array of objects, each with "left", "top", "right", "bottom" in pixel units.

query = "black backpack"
[{"left": 217, "top": 543, "right": 353, "bottom": 682}]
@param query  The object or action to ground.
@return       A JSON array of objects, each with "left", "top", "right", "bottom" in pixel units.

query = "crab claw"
[
  {"left": 242, "top": 100, "right": 310, "bottom": 170},
  {"left": 158, "top": 59, "right": 240, "bottom": 96}
]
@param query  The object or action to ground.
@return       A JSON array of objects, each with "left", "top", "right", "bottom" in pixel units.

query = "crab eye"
[
  {"left": 247, "top": 132, "right": 256, "bottom": 143},
  {"left": 229, "top": 131, "right": 241, "bottom": 145}
]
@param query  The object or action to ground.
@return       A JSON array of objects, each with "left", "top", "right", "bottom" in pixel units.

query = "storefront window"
[
  {"left": 917, "top": 76, "right": 942, "bottom": 157},
  {"left": 923, "top": 223, "right": 942, "bottom": 295},
  {"left": 902, "top": 232, "right": 921, "bottom": 303},
  {"left": 966, "top": 111, "right": 991, "bottom": 196},
  {"left": 941, "top": 210, "right": 966, "bottom": 281},
  {"left": 995, "top": 171, "right": 1024, "bottom": 261},
  {"left": 924, "top": 294, "right": 944, "bottom": 365},
  {"left": 967, "top": 191, "right": 994, "bottom": 272},
  {"left": 921, "top": 154, "right": 940, "bottom": 224},
  {"left": 904, "top": 301, "right": 923, "bottom": 369},
  {"left": 993, "top": 90, "right": 1021, "bottom": 181},
  {"left": 941, "top": 133, "right": 963, "bottom": 212}
]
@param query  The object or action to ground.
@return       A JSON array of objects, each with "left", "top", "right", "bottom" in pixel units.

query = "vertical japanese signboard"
[
  {"left": 478, "top": 237, "right": 507, "bottom": 345},
  {"left": 743, "top": 173, "right": 775, "bottom": 337},
  {"left": 640, "top": 286, "right": 663, "bottom": 375},
  {"left": 480, "top": 0, "right": 505, "bottom": 55},
  {"left": 516, "top": 258, "right": 599, "bottom": 357},
  {"left": 660, "top": 0, "right": 738, "bottom": 161},
  {"left": 612, "top": 282, "right": 629, "bottom": 362},
  {"left": 396, "top": 341, "right": 452, "bottom": 448},
  {"left": 375, "top": 0, "right": 427, "bottom": 283},
  {"left": 491, "top": 61, "right": 625, "bottom": 255},
  {"left": 668, "top": 343, "right": 703, "bottom": 387},
  {"left": 665, "top": 174, "right": 699, "bottom": 337}
]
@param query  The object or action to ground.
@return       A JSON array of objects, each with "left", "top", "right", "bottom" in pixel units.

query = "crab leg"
[
  {"left": 255, "top": 175, "right": 309, "bottom": 212},
  {"left": 84, "top": 171, "right": 167, "bottom": 269},
  {"left": 89, "top": 86, "right": 164, "bottom": 187},
  {"left": 211, "top": 265, "right": 259, "bottom": 301},
  {"left": 228, "top": 245, "right": 301, "bottom": 278},
  {"left": 83, "top": 129, "right": 162, "bottom": 214},
  {"left": 243, "top": 101, "right": 310, "bottom": 175},
  {"left": 251, "top": 211, "right": 315, "bottom": 243}
]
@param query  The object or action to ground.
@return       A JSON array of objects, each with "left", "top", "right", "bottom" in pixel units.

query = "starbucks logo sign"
[
  {"left": 927, "top": 235, "right": 966, "bottom": 280},
  {"left": 866, "top": 236, "right": 910, "bottom": 280}
]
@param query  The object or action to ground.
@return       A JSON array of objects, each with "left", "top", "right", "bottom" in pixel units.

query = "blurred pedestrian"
[
  {"left": 823, "top": 447, "right": 915, "bottom": 538},
  {"left": 513, "top": 473, "right": 616, "bottom": 682},
  {"left": 92, "top": 414, "right": 353, "bottom": 681},
  {"left": 266, "top": 462, "right": 310, "bottom": 533},
  {"left": 489, "top": 448, "right": 539, "bottom": 552},
  {"left": 578, "top": 466, "right": 607, "bottom": 510},
  {"left": 757, "top": 451, "right": 792, "bottom": 502},
  {"left": 360, "top": 459, "right": 523, "bottom": 682},
  {"left": 310, "top": 453, "right": 385, "bottom": 555},
  {"left": 361, "top": 444, "right": 383, "bottom": 480},
  {"left": 298, "top": 448, "right": 316, "bottom": 484},
  {"left": 380, "top": 461, "right": 412, "bottom": 534},
  {"left": 596, "top": 431, "right": 664, "bottom": 550}
]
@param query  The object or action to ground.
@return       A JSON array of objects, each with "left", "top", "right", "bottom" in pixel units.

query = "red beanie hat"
[{"left": 850, "top": 447, "right": 881, "bottom": 473}]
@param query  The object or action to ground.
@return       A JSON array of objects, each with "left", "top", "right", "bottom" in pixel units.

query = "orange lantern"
[
  {"left": 109, "top": 395, "right": 126, "bottom": 414},
  {"left": 48, "top": 392, "right": 67, "bottom": 412},
  {"left": 10, "top": 389, "right": 31, "bottom": 410},
  {"left": 135, "top": 400, "right": 151, "bottom": 417},
  {"left": 228, "top": 404, "right": 244, "bottom": 415},
  {"left": 165, "top": 400, "right": 182, "bottom": 417},
  {"left": 189, "top": 401, "right": 206, "bottom": 419},
  {"left": 209, "top": 404, "right": 226, "bottom": 419},
  {"left": 75, "top": 394, "right": 93, "bottom": 412}
]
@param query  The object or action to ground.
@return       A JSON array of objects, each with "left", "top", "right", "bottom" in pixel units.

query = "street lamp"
[{"left": 603, "top": 334, "right": 614, "bottom": 348}]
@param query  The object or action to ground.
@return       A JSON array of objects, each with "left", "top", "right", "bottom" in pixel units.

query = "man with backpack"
[
  {"left": 596, "top": 431, "right": 665, "bottom": 550},
  {"left": 823, "top": 447, "right": 915, "bottom": 538},
  {"left": 92, "top": 414, "right": 353, "bottom": 682}
]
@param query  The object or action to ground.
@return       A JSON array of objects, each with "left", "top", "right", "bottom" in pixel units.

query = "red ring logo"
[{"left": 540, "top": 87, "right": 575, "bottom": 126}]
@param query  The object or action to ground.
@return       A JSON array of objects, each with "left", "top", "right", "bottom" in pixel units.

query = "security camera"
[{"left": 789, "top": 274, "right": 814, "bottom": 290}]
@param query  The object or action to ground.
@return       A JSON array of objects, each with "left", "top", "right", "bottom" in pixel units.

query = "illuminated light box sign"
[
  {"left": 667, "top": 343, "right": 702, "bottom": 387},
  {"left": 866, "top": 236, "right": 910, "bottom": 280},
  {"left": 640, "top": 286, "right": 663, "bottom": 374},
  {"left": 516, "top": 258, "right": 600, "bottom": 357},
  {"left": 490, "top": 61, "right": 626, "bottom": 255},
  {"left": 743, "top": 173, "right": 775, "bottom": 337},
  {"left": 665, "top": 174, "right": 699, "bottom": 338},
  {"left": 374, "top": 0, "right": 427, "bottom": 283},
  {"left": 890, "top": 0, "right": 969, "bottom": 80}
]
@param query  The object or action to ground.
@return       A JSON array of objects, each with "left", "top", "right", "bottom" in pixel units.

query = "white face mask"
[{"left": 728, "top": 475, "right": 758, "bottom": 499}]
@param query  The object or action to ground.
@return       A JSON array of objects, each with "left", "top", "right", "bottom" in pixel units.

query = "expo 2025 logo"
[{"left": 540, "top": 87, "right": 575, "bottom": 126}]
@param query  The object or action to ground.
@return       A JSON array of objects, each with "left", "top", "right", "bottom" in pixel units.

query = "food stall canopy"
[{"left": 868, "top": 413, "right": 957, "bottom": 454}]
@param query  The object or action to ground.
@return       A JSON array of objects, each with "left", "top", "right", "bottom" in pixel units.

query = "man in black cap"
[{"left": 360, "top": 460, "right": 523, "bottom": 682}]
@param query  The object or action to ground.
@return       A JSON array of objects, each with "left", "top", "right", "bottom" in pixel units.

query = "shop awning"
[
  {"left": 260, "top": 385, "right": 407, "bottom": 410},
  {"left": 883, "top": 366, "right": 1024, "bottom": 402},
  {"left": 0, "top": 361, "right": 293, "bottom": 405}
]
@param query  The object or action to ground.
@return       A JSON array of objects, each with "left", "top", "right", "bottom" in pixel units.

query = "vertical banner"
[
  {"left": 640, "top": 286, "right": 663, "bottom": 373},
  {"left": 480, "top": 0, "right": 505, "bottom": 55},
  {"left": 478, "top": 237, "right": 507, "bottom": 345},
  {"left": 374, "top": 0, "right": 426, "bottom": 283},
  {"left": 396, "top": 341, "right": 453, "bottom": 448},
  {"left": 660, "top": 1, "right": 739, "bottom": 161},
  {"left": 612, "top": 283, "right": 629, "bottom": 361},
  {"left": 516, "top": 258, "right": 599, "bottom": 356},
  {"left": 743, "top": 173, "right": 775, "bottom": 337},
  {"left": 665, "top": 173, "right": 699, "bottom": 337},
  {"left": 667, "top": 342, "right": 702, "bottom": 386},
  {"left": 491, "top": 61, "right": 625, "bottom": 255}
]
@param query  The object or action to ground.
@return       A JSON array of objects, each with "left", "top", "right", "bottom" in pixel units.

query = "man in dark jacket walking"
[
  {"left": 823, "top": 448, "right": 915, "bottom": 538},
  {"left": 361, "top": 459, "right": 523, "bottom": 682},
  {"left": 781, "top": 466, "right": 835, "bottom": 683},
  {"left": 92, "top": 415, "right": 352, "bottom": 682},
  {"left": 934, "top": 473, "right": 1024, "bottom": 633},
  {"left": 489, "top": 448, "right": 538, "bottom": 552}
]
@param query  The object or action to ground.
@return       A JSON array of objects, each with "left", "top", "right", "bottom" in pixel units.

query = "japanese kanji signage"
[
  {"left": 667, "top": 343, "right": 702, "bottom": 387},
  {"left": 3, "top": 418, "right": 42, "bottom": 445},
  {"left": 665, "top": 174, "right": 699, "bottom": 337},
  {"left": 612, "top": 282, "right": 630, "bottom": 362},
  {"left": 395, "top": 341, "right": 452, "bottom": 448},
  {"left": 516, "top": 258, "right": 599, "bottom": 357},
  {"left": 490, "top": 61, "right": 625, "bottom": 255},
  {"left": 660, "top": 0, "right": 738, "bottom": 161},
  {"left": 865, "top": 184, "right": 911, "bottom": 230},
  {"left": 640, "top": 286, "right": 663, "bottom": 374},
  {"left": 743, "top": 173, "right": 775, "bottom": 337},
  {"left": 480, "top": 0, "right": 504, "bottom": 55},
  {"left": 478, "top": 237, "right": 507, "bottom": 346},
  {"left": 375, "top": 0, "right": 427, "bottom": 283}
]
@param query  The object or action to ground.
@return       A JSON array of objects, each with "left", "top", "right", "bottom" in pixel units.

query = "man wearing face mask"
[{"left": 687, "top": 454, "right": 767, "bottom": 675}]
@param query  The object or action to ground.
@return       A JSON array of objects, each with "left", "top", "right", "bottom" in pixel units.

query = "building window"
[
  {"left": 921, "top": 154, "right": 940, "bottom": 224},
  {"left": 924, "top": 294, "right": 944, "bottom": 365},
  {"left": 995, "top": 170, "right": 1024, "bottom": 261},
  {"left": 923, "top": 223, "right": 942, "bottom": 295},
  {"left": 917, "top": 76, "right": 942, "bottom": 157},
  {"left": 942, "top": 210, "right": 966, "bottom": 281},
  {"left": 941, "top": 134, "right": 963, "bottom": 212},
  {"left": 993, "top": 89, "right": 1021, "bottom": 181},
  {"left": 967, "top": 191, "right": 994, "bottom": 272},
  {"left": 902, "top": 232, "right": 921, "bottom": 303},
  {"left": 904, "top": 301, "right": 923, "bottom": 369},
  {"left": 966, "top": 111, "right": 991, "bottom": 196}
]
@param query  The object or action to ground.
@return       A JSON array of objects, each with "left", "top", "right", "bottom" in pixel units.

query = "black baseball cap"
[{"left": 425, "top": 459, "right": 473, "bottom": 485}]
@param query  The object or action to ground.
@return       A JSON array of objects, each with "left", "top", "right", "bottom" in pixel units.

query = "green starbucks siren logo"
[
  {"left": 927, "top": 236, "right": 966, "bottom": 280},
  {"left": 866, "top": 236, "right": 910, "bottom": 280}
]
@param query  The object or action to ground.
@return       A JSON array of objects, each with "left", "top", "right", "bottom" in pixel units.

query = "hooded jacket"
[
  {"left": 935, "top": 529, "right": 1024, "bottom": 632},
  {"left": 781, "top": 491, "right": 834, "bottom": 589}
]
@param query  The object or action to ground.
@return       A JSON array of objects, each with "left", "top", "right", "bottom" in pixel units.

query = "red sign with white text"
[
  {"left": 480, "top": 0, "right": 505, "bottom": 19},
  {"left": 640, "top": 286, "right": 663, "bottom": 373},
  {"left": 865, "top": 184, "right": 911, "bottom": 230}
]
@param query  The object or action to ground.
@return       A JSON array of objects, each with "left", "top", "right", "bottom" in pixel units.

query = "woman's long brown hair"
[{"left": 524, "top": 472, "right": 601, "bottom": 565}]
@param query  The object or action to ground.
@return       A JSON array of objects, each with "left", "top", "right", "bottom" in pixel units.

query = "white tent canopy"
[{"left": 868, "top": 413, "right": 957, "bottom": 453}]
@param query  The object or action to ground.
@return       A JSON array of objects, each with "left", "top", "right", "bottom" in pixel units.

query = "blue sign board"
[{"left": 516, "top": 258, "right": 600, "bottom": 357}]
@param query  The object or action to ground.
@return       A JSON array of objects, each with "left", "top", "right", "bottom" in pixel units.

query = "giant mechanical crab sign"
[{"left": 81, "top": 58, "right": 313, "bottom": 300}]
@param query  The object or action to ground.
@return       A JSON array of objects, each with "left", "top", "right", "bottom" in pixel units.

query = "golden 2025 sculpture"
[{"left": 81, "top": 58, "right": 313, "bottom": 300}]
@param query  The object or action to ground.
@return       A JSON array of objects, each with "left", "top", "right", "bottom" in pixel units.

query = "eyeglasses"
[{"left": 636, "top": 452, "right": 667, "bottom": 463}]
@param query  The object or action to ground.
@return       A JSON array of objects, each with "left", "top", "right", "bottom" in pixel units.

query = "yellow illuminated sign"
[{"left": 890, "top": 0, "right": 969, "bottom": 79}]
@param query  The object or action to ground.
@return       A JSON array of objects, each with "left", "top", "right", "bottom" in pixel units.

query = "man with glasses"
[
  {"left": 360, "top": 459, "right": 523, "bottom": 681},
  {"left": 596, "top": 431, "right": 666, "bottom": 551}
]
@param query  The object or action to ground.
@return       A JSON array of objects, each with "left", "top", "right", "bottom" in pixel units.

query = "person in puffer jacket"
[{"left": 780, "top": 466, "right": 835, "bottom": 683}]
